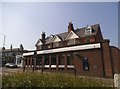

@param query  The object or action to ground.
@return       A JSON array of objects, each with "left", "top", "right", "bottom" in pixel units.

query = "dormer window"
[{"left": 85, "top": 26, "right": 93, "bottom": 34}]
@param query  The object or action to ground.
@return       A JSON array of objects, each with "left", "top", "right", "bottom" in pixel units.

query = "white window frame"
[{"left": 85, "top": 26, "right": 92, "bottom": 34}]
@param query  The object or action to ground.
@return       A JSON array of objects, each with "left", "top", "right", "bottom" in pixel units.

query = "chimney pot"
[
  {"left": 41, "top": 31, "right": 46, "bottom": 46},
  {"left": 68, "top": 22, "right": 74, "bottom": 33}
]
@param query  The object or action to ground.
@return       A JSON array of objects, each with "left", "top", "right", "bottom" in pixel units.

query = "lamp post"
[{"left": 0, "top": 33, "right": 6, "bottom": 48}]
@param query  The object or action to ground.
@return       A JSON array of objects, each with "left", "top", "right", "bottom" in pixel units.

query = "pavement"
[{"left": 2, "top": 67, "right": 23, "bottom": 75}]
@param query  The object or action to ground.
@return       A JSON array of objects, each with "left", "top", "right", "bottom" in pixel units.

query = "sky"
[{"left": 0, "top": 2, "right": 119, "bottom": 50}]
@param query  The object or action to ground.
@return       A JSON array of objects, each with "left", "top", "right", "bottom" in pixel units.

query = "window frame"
[
  {"left": 83, "top": 58, "right": 89, "bottom": 71},
  {"left": 85, "top": 26, "right": 93, "bottom": 34}
]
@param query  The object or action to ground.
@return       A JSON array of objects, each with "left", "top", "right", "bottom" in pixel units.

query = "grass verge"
[{"left": 2, "top": 71, "right": 114, "bottom": 88}]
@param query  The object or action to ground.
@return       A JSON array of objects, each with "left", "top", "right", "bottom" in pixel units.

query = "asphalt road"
[{"left": 2, "top": 67, "right": 23, "bottom": 74}]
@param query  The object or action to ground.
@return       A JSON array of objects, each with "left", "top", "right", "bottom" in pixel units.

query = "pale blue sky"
[{"left": 0, "top": 2, "right": 118, "bottom": 50}]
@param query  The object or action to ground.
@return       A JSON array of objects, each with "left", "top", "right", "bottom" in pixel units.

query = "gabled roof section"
[
  {"left": 2, "top": 48, "right": 20, "bottom": 52},
  {"left": 45, "top": 34, "right": 54, "bottom": 44},
  {"left": 65, "top": 31, "right": 79, "bottom": 40},
  {"left": 44, "top": 24, "right": 101, "bottom": 44},
  {"left": 35, "top": 39, "right": 43, "bottom": 46},
  {"left": 52, "top": 35, "right": 62, "bottom": 42},
  {"left": 75, "top": 24, "right": 99, "bottom": 37}
]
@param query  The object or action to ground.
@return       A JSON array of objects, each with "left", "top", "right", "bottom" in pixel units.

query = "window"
[
  {"left": 59, "top": 55, "right": 64, "bottom": 65},
  {"left": 76, "top": 39, "right": 80, "bottom": 44},
  {"left": 67, "top": 39, "right": 75, "bottom": 45},
  {"left": 82, "top": 38, "right": 86, "bottom": 43},
  {"left": 44, "top": 58, "right": 49, "bottom": 65},
  {"left": 51, "top": 56, "right": 56, "bottom": 65},
  {"left": 82, "top": 37, "right": 94, "bottom": 43},
  {"left": 90, "top": 37, "right": 95, "bottom": 42},
  {"left": 86, "top": 37, "right": 90, "bottom": 43},
  {"left": 85, "top": 26, "right": 93, "bottom": 34},
  {"left": 83, "top": 58, "right": 89, "bottom": 71},
  {"left": 36, "top": 58, "right": 40, "bottom": 65},
  {"left": 53, "top": 42, "right": 59, "bottom": 48},
  {"left": 16, "top": 57, "right": 22, "bottom": 64},
  {"left": 67, "top": 54, "right": 73, "bottom": 65},
  {"left": 37, "top": 45, "right": 42, "bottom": 50},
  {"left": 48, "top": 45, "right": 51, "bottom": 48}
]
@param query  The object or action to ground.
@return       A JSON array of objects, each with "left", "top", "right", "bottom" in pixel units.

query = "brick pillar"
[
  {"left": 34, "top": 57, "right": 36, "bottom": 71},
  {"left": 23, "top": 57, "right": 26, "bottom": 72},
  {"left": 64, "top": 54, "right": 67, "bottom": 71},
  {"left": 49, "top": 55, "right": 51, "bottom": 70},
  {"left": 56, "top": 54, "right": 59, "bottom": 71},
  {"left": 27, "top": 57, "right": 29, "bottom": 67},
  {"left": 42, "top": 55, "right": 44, "bottom": 73},
  {"left": 101, "top": 40, "right": 113, "bottom": 78},
  {"left": 25, "top": 57, "right": 27, "bottom": 67},
  {"left": 30, "top": 57, "right": 32, "bottom": 68}
]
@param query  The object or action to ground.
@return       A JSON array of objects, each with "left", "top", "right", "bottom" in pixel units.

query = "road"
[{"left": 2, "top": 67, "right": 23, "bottom": 75}]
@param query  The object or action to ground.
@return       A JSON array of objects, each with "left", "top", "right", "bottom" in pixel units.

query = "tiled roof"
[
  {"left": 2, "top": 48, "right": 20, "bottom": 52},
  {"left": 36, "top": 24, "right": 100, "bottom": 45},
  {"left": 75, "top": 24, "right": 99, "bottom": 37}
]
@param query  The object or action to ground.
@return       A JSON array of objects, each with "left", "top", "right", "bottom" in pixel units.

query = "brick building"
[
  {"left": 23, "top": 22, "right": 120, "bottom": 78},
  {"left": 1, "top": 44, "right": 27, "bottom": 66}
]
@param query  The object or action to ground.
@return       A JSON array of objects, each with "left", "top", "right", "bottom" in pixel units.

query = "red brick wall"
[
  {"left": 110, "top": 46, "right": 120, "bottom": 74},
  {"left": 95, "top": 25, "right": 103, "bottom": 42},
  {"left": 101, "top": 40, "right": 113, "bottom": 78},
  {"left": 73, "top": 49, "right": 104, "bottom": 78},
  {"left": 119, "top": 50, "right": 120, "bottom": 73}
]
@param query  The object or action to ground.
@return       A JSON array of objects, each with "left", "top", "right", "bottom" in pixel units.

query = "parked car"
[{"left": 5, "top": 63, "right": 17, "bottom": 68}]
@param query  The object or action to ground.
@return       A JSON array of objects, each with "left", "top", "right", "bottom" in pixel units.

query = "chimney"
[
  {"left": 10, "top": 44, "right": 12, "bottom": 51},
  {"left": 68, "top": 22, "right": 74, "bottom": 33},
  {"left": 41, "top": 31, "right": 46, "bottom": 45}
]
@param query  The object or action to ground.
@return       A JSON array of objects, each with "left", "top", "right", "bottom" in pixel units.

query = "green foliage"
[{"left": 2, "top": 72, "right": 114, "bottom": 88}]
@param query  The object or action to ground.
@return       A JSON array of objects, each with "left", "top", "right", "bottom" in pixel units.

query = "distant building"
[
  {"left": 23, "top": 22, "right": 120, "bottom": 78},
  {"left": 1, "top": 44, "right": 27, "bottom": 66}
]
